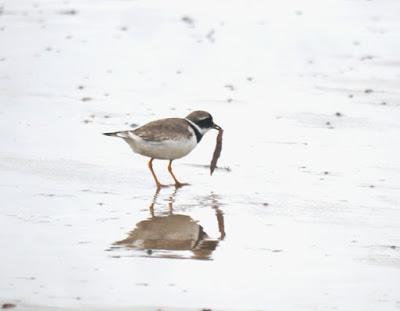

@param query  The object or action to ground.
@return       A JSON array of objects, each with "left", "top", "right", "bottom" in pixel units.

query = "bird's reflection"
[{"left": 111, "top": 188, "right": 225, "bottom": 260}]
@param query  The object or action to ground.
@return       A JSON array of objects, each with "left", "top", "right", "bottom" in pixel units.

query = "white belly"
[{"left": 124, "top": 135, "right": 197, "bottom": 160}]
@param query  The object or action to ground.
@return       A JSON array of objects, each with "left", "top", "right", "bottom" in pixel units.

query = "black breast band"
[{"left": 185, "top": 120, "right": 203, "bottom": 143}]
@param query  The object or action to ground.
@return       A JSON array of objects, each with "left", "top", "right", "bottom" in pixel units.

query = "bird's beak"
[{"left": 212, "top": 123, "right": 222, "bottom": 130}]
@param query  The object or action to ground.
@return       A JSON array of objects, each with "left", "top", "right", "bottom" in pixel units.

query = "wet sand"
[{"left": 1, "top": 0, "right": 400, "bottom": 310}]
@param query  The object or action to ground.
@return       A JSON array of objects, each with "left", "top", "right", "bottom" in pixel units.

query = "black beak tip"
[{"left": 213, "top": 123, "right": 222, "bottom": 130}]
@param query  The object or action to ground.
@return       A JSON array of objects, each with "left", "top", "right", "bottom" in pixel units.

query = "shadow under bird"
[{"left": 103, "top": 110, "right": 222, "bottom": 188}]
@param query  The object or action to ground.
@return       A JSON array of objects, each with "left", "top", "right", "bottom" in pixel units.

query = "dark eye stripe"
[{"left": 197, "top": 117, "right": 213, "bottom": 129}]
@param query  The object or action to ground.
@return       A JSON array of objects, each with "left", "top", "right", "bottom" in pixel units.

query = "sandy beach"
[{"left": 1, "top": 0, "right": 400, "bottom": 310}]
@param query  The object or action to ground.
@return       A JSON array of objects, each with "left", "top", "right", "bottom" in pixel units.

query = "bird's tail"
[{"left": 103, "top": 131, "right": 129, "bottom": 138}]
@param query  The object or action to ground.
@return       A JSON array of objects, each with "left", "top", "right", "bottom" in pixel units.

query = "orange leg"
[
  {"left": 148, "top": 158, "right": 165, "bottom": 189},
  {"left": 168, "top": 160, "right": 188, "bottom": 188}
]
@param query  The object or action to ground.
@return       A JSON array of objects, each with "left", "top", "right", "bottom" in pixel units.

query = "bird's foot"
[
  {"left": 155, "top": 183, "right": 169, "bottom": 190},
  {"left": 174, "top": 182, "right": 190, "bottom": 188}
]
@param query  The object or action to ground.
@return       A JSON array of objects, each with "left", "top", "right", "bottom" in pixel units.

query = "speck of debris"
[
  {"left": 104, "top": 93, "right": 109, "bottom": 97},
  {"left": 348, "top": 94, "right": 354, "bottom": 98},
  {"left": 81, "top": 97, "right": 92, "bottom": 102},
  {"left": 323, "top": 171, "right": 329, "bottom": 175},
  {"left": 247, "top": 77, "right": 253, "bottom": 81},
  {"left": 335, "top": 112, "right": 343, "bottom": 117},
  {"left": 40, "top": 193, "right": 56, "bottom": 197},
  {"left": 97, "top": 202, "right": 105, "bottom": 206},
  {"left": 272, "top": 249, "right": 283, "bottom": 253},
  {"left": 2, "top": 304, "right": 16, "bottom": 309},
  {"left": 369, "top": 184, "right": 375, "bottom": 188},
  {"left": 226, "top": 98, "right": 233, "bottom": 103},
  {"left": 136, "top": 282, "right": 149, "bottom": 287},
  {"left": 82, "top": 119, "right": 92, "bottom": 124},
  {"left": 364, "top": 89, "right": 373, "bottom": 94},
  {"left": 206, "top": 29, "right": 215, "bottom": 42},
  {"left": 360, "top": 55, "right": 374, "bottom": 61},
  {"left": 262, "top": 203, "right": 269, "bottom": 206},
  {"left": 295, "top": 10, "right": 303, "bottom": 16},
  {"left": 176, "top": 70, "right": 182, "bottom": 74},
  {"left": 325, "top": 121, "right": 331, "bottom": 126},
  {"left": 201, "top": 309, "right": 212, "bottom": 311},
  {"left": 103, "top": 115, "right": 111, "bottom": 119},
  {"left": 59, "top": 9, "right": 77, "bottom": 15},
  {"left": 181, "top": 16, "right": 194, "bottom": 26},
  {"left": 45, "top": 47, "right": 53, "bottom": 51},
  {"left": 0, "top": 58, "right": 5, "bottom": 62},
  {"left": 77, "top": 85, "right": 84, "bottom": 90},
  {"left": 380, "top": 101, "right": 387, "bottom": 105},
  {"left": 224, "top": 84, "right": 235, "bottom": 91},
  {"left": 120, "top": 26, "right": 128, "bottom": 31},
  {"left": 389, "top": 245, "right": 397, "bottom": 249}
]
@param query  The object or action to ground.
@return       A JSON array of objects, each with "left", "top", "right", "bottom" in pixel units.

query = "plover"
[{"left": 103, "top": 111, "right": 221, "bottom": 188}]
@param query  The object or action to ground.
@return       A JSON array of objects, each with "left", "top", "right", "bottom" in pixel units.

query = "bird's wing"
[{"left": 133, "top": 118, "right": 192, "bottom": 142}]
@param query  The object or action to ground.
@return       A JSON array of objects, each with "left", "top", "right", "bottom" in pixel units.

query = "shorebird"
[{"left": 103, "top": 111, "right": 221, "bottom": 188}]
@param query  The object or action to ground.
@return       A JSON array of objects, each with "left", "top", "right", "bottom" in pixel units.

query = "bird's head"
[{"left": 185, "top": 111, "right": 221, "bottom": 134}]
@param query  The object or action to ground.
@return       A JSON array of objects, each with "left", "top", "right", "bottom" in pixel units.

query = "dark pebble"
[{"left": 59, "top": 9, "right": 77, "bottom": 15}]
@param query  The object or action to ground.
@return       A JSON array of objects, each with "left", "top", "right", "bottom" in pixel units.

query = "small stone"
[
  {"left": 224, "top": 84, "right": 235, "bottom": 91},
  {"left": 181, "top": 16, "right": 194, "bottom": 26},
  {"left": 335, "top": 112, "right": 343, "bottom": 117},
  {"left": 81, "top": 97, "right": 92, "bottom": 102},
  {"left": 2, "top": 304, "right": 16, "bottom": 309},
  {"left": 59, "top": 9, "right": 77, "bottom": 15},
  {"left": 364, "top": 89, "right": 373, "bottom": 94}
]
